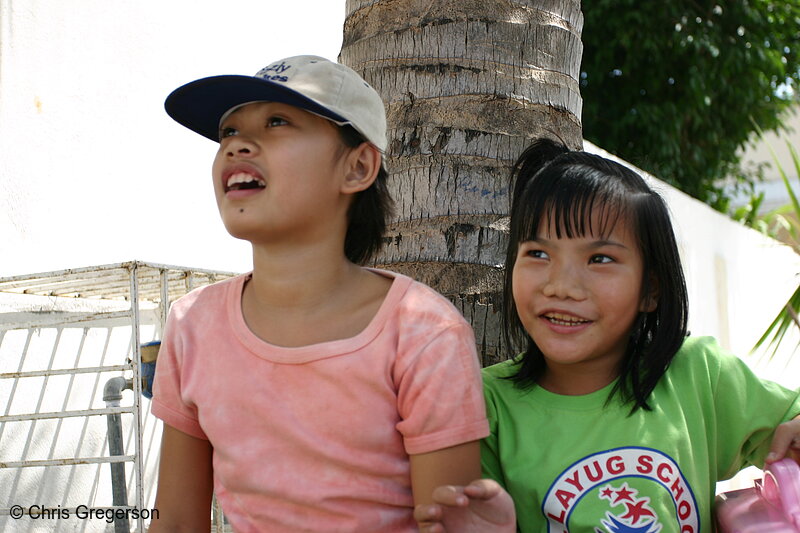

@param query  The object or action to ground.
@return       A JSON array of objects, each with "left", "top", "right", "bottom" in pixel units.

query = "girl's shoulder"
[
  {"left": 481, "top": 357, "right": 524, "bottom": 396},
  {"left": 368, "top": 268, "right": 472, "bottom": 327},
  {"left": 483, "top": 357, "right": 521, "bottom": 380},
  {"left": 169, "top": 273, "right": 248, "bottom": 319},
  {"left": 666, "top": 336, "right": 769, "bottom": 394},
  {"left": 670, "top": 335, "right": 737, "bottom": 372}
]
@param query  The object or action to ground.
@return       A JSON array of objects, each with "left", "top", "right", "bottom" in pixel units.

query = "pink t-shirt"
[{"left": 151, "top": 269, "right": 488, "bottom": 532}]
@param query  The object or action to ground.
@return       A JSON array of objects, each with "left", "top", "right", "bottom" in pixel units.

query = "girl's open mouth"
[{"left": 226, "top": 172, "right": 266, "bottom": 193}]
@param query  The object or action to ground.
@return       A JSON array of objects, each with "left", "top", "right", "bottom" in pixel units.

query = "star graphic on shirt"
[
  {"left": 601, "top": 486, "right": 614, "bottom": 499},
  {"left": 613, "top": 485, "right": 635, "bottom": 503},
  {"left": 621, "top": 499, "right": 655, "bottom": 524}
]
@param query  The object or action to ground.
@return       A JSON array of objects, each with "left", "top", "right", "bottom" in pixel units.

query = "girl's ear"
[
  {"left": 341, "top": 143, "right": 381, "bottom": 194},
  {"left": 640, "top": 274, "right": 659, "bottom": 313}
]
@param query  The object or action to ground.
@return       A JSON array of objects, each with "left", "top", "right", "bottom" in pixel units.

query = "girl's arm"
[
  {"left": 410, "top": 440, "right": 481, "bottom": 505},
  {"left": 410, "top": 441, "right": 515, "bottom": 532},
  {"left": 766, "top": 414, "right": 800, "bottom": 464},
  {"left": 148, "top": 424, "right": 213, "bottom": 532}
]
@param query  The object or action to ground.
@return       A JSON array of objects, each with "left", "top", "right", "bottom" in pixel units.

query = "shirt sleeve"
[
  {"left": 480, "top": 376, "right": 507, "bottom": 487},
  {"left": 150, "top": 307, "right": 208, "bottom": 440},
  {"left": 394, "top": 321, "right": 489, "bottom": 455},
  {"left": 704, "top": 338, "right": 800, "bottom": 478}
]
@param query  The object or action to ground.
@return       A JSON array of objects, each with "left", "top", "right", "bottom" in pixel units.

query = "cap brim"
[{"left": 164, "top": 75, "right": 348, "bottom": 142}]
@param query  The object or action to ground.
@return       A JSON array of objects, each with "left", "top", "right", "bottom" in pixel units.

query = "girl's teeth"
[
  {"left": 545, "top": 313, "right": 588, "bottom": 326},
  {"left": 227, "top": 172, "right": 265, "bottom": 188}
]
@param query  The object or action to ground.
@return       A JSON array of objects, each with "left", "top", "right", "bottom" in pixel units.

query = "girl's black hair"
[
  {"left": 503, "top": 138, "right": 689, "bottom": 412},
  {"left": 337, "top": 125, "right": 394, "bottom": 265}
]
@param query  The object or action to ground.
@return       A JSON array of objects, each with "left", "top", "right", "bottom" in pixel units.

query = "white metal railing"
[{"left": 0, "top": 261, "right": 237, "bottom": 532}]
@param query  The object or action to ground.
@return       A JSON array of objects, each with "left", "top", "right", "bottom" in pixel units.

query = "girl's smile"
[
  {"left": 540, "top": 309, "right": 593, "bottom": 332},
  {"left": 512, "top": 215, "right": 656, "bottom": 395}
]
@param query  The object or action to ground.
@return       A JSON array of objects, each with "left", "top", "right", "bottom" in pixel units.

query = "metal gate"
[{"left": 0, "top": 261, "right": 236, "bottom": 532}]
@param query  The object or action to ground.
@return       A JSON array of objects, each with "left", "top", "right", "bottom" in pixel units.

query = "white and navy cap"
[{"left": 165, "top": 55, "right": 387, "bottom": 151}]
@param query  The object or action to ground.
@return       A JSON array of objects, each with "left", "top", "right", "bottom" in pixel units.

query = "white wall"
[
  {"left": 0, "top": 0, "right": 346, "bottom": 277},
  {"left": 735, "top": 105, "right": 800, "bottom": 213}
]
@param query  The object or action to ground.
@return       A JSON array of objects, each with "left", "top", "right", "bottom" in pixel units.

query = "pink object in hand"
[{"left": 715, "top": 458, "right": 800, "bottom": 533}]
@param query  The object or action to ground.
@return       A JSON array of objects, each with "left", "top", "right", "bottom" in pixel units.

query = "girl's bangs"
[{"left": 517, "top": 176, "right": 632, "bottom": 242}]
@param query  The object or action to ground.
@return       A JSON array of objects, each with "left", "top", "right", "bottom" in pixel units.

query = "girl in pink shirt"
[{"left": 148, "top": 55, "right": 489, "bottom": 532}]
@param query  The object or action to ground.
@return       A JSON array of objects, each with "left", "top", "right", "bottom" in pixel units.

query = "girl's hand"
[
  {"left": 766, "top": 414, "right": 800, "bottom": 465},
  {"left": 414, "top": 479, "right": 516, "bottom": 533}
]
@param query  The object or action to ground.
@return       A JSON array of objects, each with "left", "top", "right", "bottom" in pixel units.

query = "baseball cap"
[{"left": 164, "top": 55, "right": 387, "bottom": 151}]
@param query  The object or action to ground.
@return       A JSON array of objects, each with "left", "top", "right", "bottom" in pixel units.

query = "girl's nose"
[
  {"left": 542, "top": 263, "right": 586, "bottom": 300},
  {"left": 225, "top": 136, "right": 258, "bottom": 158}
]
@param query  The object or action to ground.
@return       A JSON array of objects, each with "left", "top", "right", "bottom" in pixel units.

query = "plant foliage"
[
  {"left": 750, "top": 139, "right": 800, "bottom": 357},
  {"left": 581, "top": 0, "right": 800, "bottom": 211}
]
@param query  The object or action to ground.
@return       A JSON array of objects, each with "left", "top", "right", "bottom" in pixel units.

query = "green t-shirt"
[{"left": 481, "top": 336, "right": 800, "bottom": 533}]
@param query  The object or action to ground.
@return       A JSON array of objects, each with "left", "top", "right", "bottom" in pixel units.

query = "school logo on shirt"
[{"left": 542, "top": 447, "right": 699, "bottom": 533}]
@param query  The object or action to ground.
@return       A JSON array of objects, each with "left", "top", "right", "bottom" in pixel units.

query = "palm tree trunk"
[{"left": 341, "top": 0, "right": 583, "bottom": 365}]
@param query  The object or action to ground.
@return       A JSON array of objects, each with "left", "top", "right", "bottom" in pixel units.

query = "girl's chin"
[{"left": 220, "top": 219, "right": 264, "bottom": 242}]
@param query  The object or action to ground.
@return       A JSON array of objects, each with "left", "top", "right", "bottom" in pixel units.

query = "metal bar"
[
  {"left": 7, "top": 268, "right": 185, "bottom": 299},
  {"left": 82, "top": 327, "right": 117, "bottom": 516},
  {"left": 1, "top": 274, "right": 133, "bottom": 297},
  {"left": 107, "top": 410, "right": 131, "bottom": 533},
  {"left": 129, "top": 263, "right": 146, "bottom": 531},
  {"left": 57, "top": 328, "right": 95, "bottom": 514},
  {"left": 0, "top": 261, "right": 238, "bottom": 297},
  {"left": 0, "top": 310, "right": 134, "bottom": 330},
  {"left": 0, "top": 330, "right": 31, "bottom": 444},
  {"left": 7, "top": 328, "right": 63, "bottom": 506},
  {"left": 0, "top": 364, "right": 130, "bottom": 380},
  {"left": 0, "top": 331, "right": 29, "bottom": 515},
  {"left": 0, "top": 263, "right": 131, "bottom": 286},
  {"left": 0, "top": 455, "right": 135, "bottom": 469},
  {"left": 36, "top": 328, "right": 90, "bottom": 510},
  {"left": 160, "top": 269, "right": 169, "bottom": 336},
  {"left": 0, "top": 406, "right": 134, "bottom": 423}
]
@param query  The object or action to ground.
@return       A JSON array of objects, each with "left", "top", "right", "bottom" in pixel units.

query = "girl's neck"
[
  {"left": 538, "top": 364, "right": 619, "bottom": 396},
  {"left": 241, "top": 241, "right": 392, "bottom": 348},
  {"left": 247, "top": 241, "right": 356, "bottom": 310}
]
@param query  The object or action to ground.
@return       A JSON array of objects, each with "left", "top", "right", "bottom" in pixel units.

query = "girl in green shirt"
[{"left": 415, "top": 138, "right": 800, "bottom": 533}]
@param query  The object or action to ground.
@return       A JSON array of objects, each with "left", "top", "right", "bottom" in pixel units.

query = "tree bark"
[{"left": 341, "top": 0, "right": 583, "bottom": 365}]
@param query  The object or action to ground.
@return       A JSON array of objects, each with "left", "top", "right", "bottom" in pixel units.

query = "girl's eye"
[
  {"left": 267, "top": 116, "right": 288, "bottom": 127},
  {"left": 219, "top": 127, "right": 238, "bottom": 139},
  {"left": 526, "top": 249, "right": 549, "bottom": 260},
  {"left": 590, "top": 254, "right": 614, "bottom": 264}
]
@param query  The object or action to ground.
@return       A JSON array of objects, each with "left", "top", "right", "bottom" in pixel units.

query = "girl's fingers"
[
  {"left": 463, "top": 478, "right": 502, "bottom": 500},
  {"left": 766, "top": 417, "right": 800, "bottom": 463},
  {"left": 414, "top": 503, "right": 442, "bottom": 522},
  {"left": 431, "top": 485, "right": 469, "bottom": 506}
]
